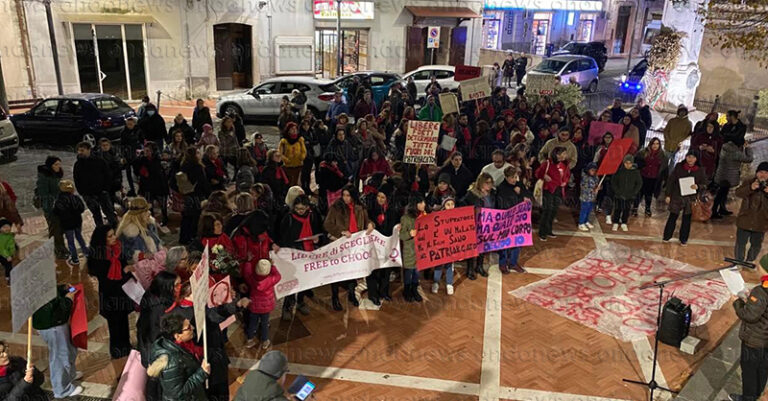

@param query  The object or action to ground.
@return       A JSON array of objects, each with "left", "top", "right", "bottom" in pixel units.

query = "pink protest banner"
[
  {"left": 113, "top": 350, "right": 147, "bottom": 401},
  {"left": 588, "top": 121, "right": 623, "bottom": 145},
  {"left": 597, "top": 138, "right": 634, "bottom": 176},
  {"left": 511, "top": 243, "right": 731, "bottom": 341},
  {"left": 476, "top": 201, "right": 534, "bottom": 253},
  {"left": 415, "top": 206, "right": 478, "bottom": 270}
]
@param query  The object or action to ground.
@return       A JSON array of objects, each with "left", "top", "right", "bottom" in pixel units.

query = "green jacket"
[
  {"left": 417, "top": 104, "right": 443, "bottom": 122},
  {"left": 147, "top": 337, "right": 208, "bottom": 401},
  {"left": 0, "top": 232, "right": 15, "bottom": 258},
  {"left": 35, "top": 165, "right": 62, "bottom": 214},
  {"left": 610, "top": 165, "right": 642, "bottom": 200},
  {"left": 662, "top": 116, "right": 692, "bottom": 152},
  {"left": 399, "top": 214, "right": 417, "bottom": 268},
  {"left": 233, "top": 370, "right": 289, "bottom": 401},
  {"left": 32, "top": 285, "right": 73, "bottom": 331}
]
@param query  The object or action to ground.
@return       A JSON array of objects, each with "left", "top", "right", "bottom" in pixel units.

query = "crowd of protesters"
[{"left": 0, "top": 71, "right": 763, "bottom": 400}]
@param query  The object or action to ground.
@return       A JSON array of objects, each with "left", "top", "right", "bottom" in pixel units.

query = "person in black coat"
[
  {"left": 120, "top": 117, "right": 144, "bottom": 196},
  {"left": 134, "top": 142, "right": 170, "bottom": 226},
  {"left": 166, "top": 283, "right": 244, "bottom": 401},
  {"left": 259, "top": 150, "right": 290, "bottom": 203},
  {"left": 87, "top": 225, "right": 134, "bottom": 359},
  {"left": 494, "top": 166, "right": 529, "bottom": 273},
  {"left": 316, "top": 153, "right": 349, "bottom": 213},
  {"left": 52, "top": 180, "right": 88, "bottom": 266},
  {"left": 609, "top": 99, "right": 626, "bottom": 123},
  {"left": 0, "top": 343, "right": 46, "bottom": 401},
  {"left": 95, "top": 139, "right": 124, "bottom": 206},
  {"left": 73, "top": 142, "right": 117, "bottom": 227},
  {"left": 139, "top": 104, "right": 167, "bottom": 145},
  {"left": 721, "top": 110, "right": 747, "bottom": 145},
  {"left": 169, "top": 114, "right": 196, "bottom": 145},
  {"left": 137, "top": 271, "right": 179, "bottom": 367},
  {"left": 461, "top": 173, "right": 496, "bottom": 278},
  {"left": 192, "top": 99, "right": 214, "bottom": 136},
  {"left": 278, "top": 195, "right": 324, "bottom": 318},
  {"left": 636, "top": 97, "right": 653, "bottom": 130},
  {"left": 365, "top": 186, "right": 399, "bottom": 305},
  {"left": 178, "top": 148, "right": 212, "bottom": 245},
  {"left": 436, "top": 152, "right": 475, "bottom": 199}
]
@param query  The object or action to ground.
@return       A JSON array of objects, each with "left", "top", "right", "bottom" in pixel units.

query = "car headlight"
[{"left": 620, "top": 74, "right": 627, "bottom": 83}]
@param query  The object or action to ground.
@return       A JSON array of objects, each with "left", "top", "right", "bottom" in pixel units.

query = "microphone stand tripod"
[{"left": 623, "top": 260, "right": 754, "bottom": 401}]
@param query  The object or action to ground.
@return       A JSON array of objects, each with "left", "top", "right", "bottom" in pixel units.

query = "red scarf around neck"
[
  {"left": 212, "top": 158, "right": 225, "bottom": 178},
  {"left": 292, "top": 212, "right": 315, "bottom": 251},
  {"left": 347, "top": 203, "right": 359, "bottom": 233},
  {"left": 377, "top": 203, "right": 388, "bottom": 225},
  {"left": 682, "top": 163, "right": 699, "bottom": 172},
  {"left": 176, "top": 338, "right": 204, "bottom": 361},
  {"left": 275, "top": 166, "right": 290, "bottom": 185},
  {"left": 106, "top": 242, "right": 123, "bottom": 280}
]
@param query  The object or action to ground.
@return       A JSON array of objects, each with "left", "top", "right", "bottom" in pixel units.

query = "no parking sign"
[{"left": 427, "top": 26, "right": 440, "bottom": 48}]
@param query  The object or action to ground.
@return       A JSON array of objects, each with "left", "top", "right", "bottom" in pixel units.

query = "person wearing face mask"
[
  {"left": 73, "top": 141, "right": 117, "bottom": 227},
  {"left": 147, "top": 314, "right": 210, "bottom": 400},
  {"left": 139, "top": 103, "right": 168, "bottom": 146},
  {"left": 137, "top": 95, "right": 150, "bottom": 119}
]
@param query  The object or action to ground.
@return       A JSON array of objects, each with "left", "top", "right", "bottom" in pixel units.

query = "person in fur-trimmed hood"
[{"left": 116, "top": 197, "right": 163, "bottom": 263}]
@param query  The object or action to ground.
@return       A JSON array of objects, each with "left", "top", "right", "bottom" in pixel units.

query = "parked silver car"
[
  {"left": 401, "top": 65, "right": 459, "bottom": 102},
  {"left": 0, "top": 108, "right": 19, "bottom": 159},
  {"left": 216, "top": 77, "right": 338, "bottom": 120},
  {"left": 522, "top": 55, "right": 600, "bottom": 93}
]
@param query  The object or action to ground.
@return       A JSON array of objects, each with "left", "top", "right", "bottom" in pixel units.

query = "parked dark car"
[
  {"left": 552, "top": 41, "right": 608, "bottom": 72},
  {"left": 332, "top": 71, "right": 402, "bottom": 107},
  {"left": 11, "top": 93, "right": 135, "bottom": 145}
]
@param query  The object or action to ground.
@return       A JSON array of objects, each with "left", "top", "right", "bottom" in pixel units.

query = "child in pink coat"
[{"left": 243, "top": 259, "right": 281, "bottom": 349}]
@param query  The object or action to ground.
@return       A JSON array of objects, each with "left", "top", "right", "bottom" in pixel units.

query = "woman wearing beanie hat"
[
  {"left": 663, "top": 151, "right": 707, "bottom": 245},
  {"left": 278, "top": 122, "right": 307, "bottom": 186},
  {"left": 427, "top": 174, "right": 456, "bottom": 212},
  {"left": 243, "top": 259, "right": 281, "bottom": 349}
]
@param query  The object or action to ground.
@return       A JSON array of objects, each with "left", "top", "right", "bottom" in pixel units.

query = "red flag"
[
  {"left": 70, "top": 284, "right": 88, "bottom": 350},
  {"left": 588, "top": 121, "right": 623, "bottom": 145},
  {"left": 597, "top": 138, "right": 634, "bottom": 176}
]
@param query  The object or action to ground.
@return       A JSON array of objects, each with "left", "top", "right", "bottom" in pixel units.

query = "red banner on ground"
[
  {"left": 597, "top": 138, "right": 634, "bottom": 176},
  {"left": 70, "top": 284, "right": 87, "bottom": 350},
  {"left": 588, "top": 121, "right": 623, "bottom": 145},
  {"left": 415, "top": 206, "right": 478, "bottom": 270},
  {"left": 454, "top": 65, "right": 482, "bottom": 81},
  {"left": 477, "top": 202, "right": 534, "bottom": 252}
]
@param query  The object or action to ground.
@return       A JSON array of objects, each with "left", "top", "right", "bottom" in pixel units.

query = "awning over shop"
[
  {"left": 57, "top": 13, "right": 158, "bottom": 24},
  {"left": 405, "top": 6, "right": 482, "bottom": 19}
]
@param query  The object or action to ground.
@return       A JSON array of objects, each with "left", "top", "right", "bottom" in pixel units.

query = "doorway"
[
  {"left": 614, "top": 6, "right": 632, "bottom": 54},
  {"left": 314, "top": 29, "right": 369, "bottom": 79},
  {"left": 532, "top": 13, "right": 551, "bottom": 55},
  {"left": 72, "top": 23, "right": 147, "bottom": 100},
  {"left": 214, "top": 23, "right": 253, "bottom": 91}
]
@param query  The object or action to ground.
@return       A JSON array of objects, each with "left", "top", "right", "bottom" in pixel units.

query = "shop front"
[
  {"left": 312, "top": 1, "right": 374, "bottom": 78},
  {"left": 403, "top": 6, "right": 481, "bottom": 72},
  {"left": 482, "top": 0, "right": 604, "bottom": 55}
]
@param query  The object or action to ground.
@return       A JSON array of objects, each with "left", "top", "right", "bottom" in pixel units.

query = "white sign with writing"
[
  {"left": 11, "top": 239, "right": 57, "bottom": 333},
  {"left": 190, "top": 246, "right": 210, "bottom": 341},
  {"left": 459, "top": 76, "right": 492, "bottom": 100}
]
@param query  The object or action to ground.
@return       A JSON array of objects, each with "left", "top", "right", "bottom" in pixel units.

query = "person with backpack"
[{"left": 234, "top": 148, "right": 259, "bottom": 193}]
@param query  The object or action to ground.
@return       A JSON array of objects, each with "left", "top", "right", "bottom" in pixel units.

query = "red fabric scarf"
[
  {"left": 292, "top": 212, "right": 315, "bottom": 251},
  {"left": 459, "top": 126, "right": 471, "bottom": 145},
  {"left": 377, "top": 203, "right": 388, "bottom": 225},
  {"left": 212, "top": 158, "right": 225, "bottom": 178},
  {"left": 682, "top": 163, "right": 699, "bottom": 172},
  {"left": 321, "top": 162, "right": 344, "bottom": 178},
  {"left": 275, "top": 166, "right": 290, "bottom": 185},
  {"left": 176, "top": 339, "right": 204, "bottom": 361},
  {"left": 347, "top": 203, "right": 359, "bottom": 233},
  {"left": 0, "top": 365, "right": 7, "bottom": 377},
  {"left": 106, "top": 242, "right": 123, "bottom": 281}
]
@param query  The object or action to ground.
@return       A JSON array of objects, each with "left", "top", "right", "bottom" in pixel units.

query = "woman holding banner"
[
  {"left": 324, "top": 184, "right": 374, "bottom": 311},
  {"left": 366, "top": 187, "right": 400, "bottom": 305},
  {"left": 399, "top": 194, "right": 427, "bottom": 302},
  {"left": 461, "top": 172, "right": 496, "bottom": 276}
]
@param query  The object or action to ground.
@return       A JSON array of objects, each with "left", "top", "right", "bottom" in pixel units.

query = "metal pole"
[
  {"left": 336, "top": 0, "right": 342, "bottom": 78},
  {"left": 44, "top": 0, "right": 63, "bottom": 95},
  {"left": 0, "top": 53, "right": 8, "bottom": 114},
  {"left": 626, "top": 1, "right": 641, "bottom": 74}
]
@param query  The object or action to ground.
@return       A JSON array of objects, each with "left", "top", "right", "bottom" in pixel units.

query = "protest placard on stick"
[{"left": 415, "top": 206, "right": 478, "bottom": 270}]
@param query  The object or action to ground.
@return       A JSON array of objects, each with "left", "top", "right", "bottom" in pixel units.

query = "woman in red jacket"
[
  {"left": 358, "top": 148, "right": 392, "bottom": 182},
  {"left": 243, "top": 259, "right": 281, "bottom": 350},
  {"left": 535, "top": 146, "right": 570, "bottom": 241}
]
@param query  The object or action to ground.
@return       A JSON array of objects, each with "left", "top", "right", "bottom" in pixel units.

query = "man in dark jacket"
[
  {"left": 95, "top": 138, "right": 123, "bottom": 204},
  {"left": 609, "top": 99, "right": 626, "bottom": 123},
  {"left": 730, "top": 267, "right": 768, "bottom": 401},
  {"left": 733, "top": 162, "right": 768, "bottom": 262},
  {"left": 436, "top": 152, "right": 475, "bottom": 199},
  {"left": 722, "top": 109, "right": 747, "bottom": 145},
  {"left": 636, "top": 97, "right": 653, "bottom": 130},
  {"left": 147, "top": 314, "right": 209, "bottom": 401},
  {"left": 32, "top": 284, "right": 82, "bottom": 398},
  {"left": 73, "top": 142, "right": 117, "bottom": 227},
  {"left": 139, "top": 103, "right": 167, "bottom": 145},
  {"left": 234, "top": 351, "right": 289, "bottom": 401},
  {"left": 0, "top": 341, "right": 46, "bottom": 401},
  {"left": 120, "top": 117, "right": 144, "bottom": 196}
]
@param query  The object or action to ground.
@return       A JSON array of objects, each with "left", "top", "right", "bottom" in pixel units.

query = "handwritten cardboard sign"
[
  {"left": 415, "top": 206, "right": 478, "bottom": 270},
  {"left": 404, "top": 120, "right": 440, "bottom": 164},
  {"left": 11, "top": 239, "right": 57, "bottom": 333},
  {"left": 439, "top": 92, "right": 459, "bottom": 115},
  {"left": 476, "top": 202, "right": 534, "bottom": 252},
  {"left": 459, "top": 76, "right": 492, "bottom": 101}
]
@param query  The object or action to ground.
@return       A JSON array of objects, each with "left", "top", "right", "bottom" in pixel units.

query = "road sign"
[{"left": 427, "top": 26, "right": 440, "bottom": 49}]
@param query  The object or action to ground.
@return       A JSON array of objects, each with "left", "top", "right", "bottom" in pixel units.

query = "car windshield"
[
  {"left": 533, "top": 60, "right": 567, "bottom": 74},
  {"left": 562, "top": 43, "right": 583, "bottom": 52},
  {"left": 319, "top": 83, "right": 340, "bottom": 92},
  {"left": 91, "top": 97, "right": 133, "bottom": 114}
]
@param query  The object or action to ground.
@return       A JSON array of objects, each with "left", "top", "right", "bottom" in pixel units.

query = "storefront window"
[
  {"left": 532, "top": 13, "right": 552, "bottom": 55},
  {"left": 315, "top": 29, "right": 369, "bottom": 78},
  {"left": 577, "top": 14, "right": 596, "bottom": 42},
  {"left": 482, "top": 15, "right": 501, "bottom": 49}
]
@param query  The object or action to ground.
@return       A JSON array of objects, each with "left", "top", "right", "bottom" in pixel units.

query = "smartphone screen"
[
  {"left": 294, "top": 381, "right": 315, "bottom": 400},
  {"left": 68, "top": 287, "right": 76, "bottom": 293}
]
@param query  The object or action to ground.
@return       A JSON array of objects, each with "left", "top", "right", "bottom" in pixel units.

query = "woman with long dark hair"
[
  {"left": 137, "top": 271, "right": 180, "bottom": 367},
  {"left": 399, "top": 194, "right": 427, "bottom": 302},
  {"left": 87, "top": 225, "right": 134, "bottom": 359},
  {"left": 178, "top": 147, "right": 211, "bottom": 245},
  {"left": 323, "top": 184, "right": 374, "bottom": 310}
]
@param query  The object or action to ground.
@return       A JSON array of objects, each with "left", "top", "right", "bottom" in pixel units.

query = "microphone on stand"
[{"left": 723, "top": 257, "right": 757, "bottom": 270}]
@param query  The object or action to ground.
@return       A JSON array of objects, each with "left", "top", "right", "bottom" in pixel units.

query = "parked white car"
[
  {"left": 522, "top": 55, "right": 600, "bottom": 93},
  {"left": 216, "top": 76, "right": 338, "bottom": 120},
  {"left": 401, "top": 65, "right": 459, "bottom": 102},
  {"left": 0, "top": 107, "right": 19, "bottom": 159}
]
